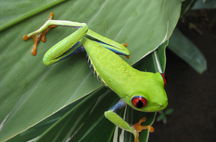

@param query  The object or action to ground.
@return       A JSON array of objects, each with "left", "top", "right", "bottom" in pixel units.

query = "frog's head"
[{"left": 123, "top": 73, "right": 168, "bottom": 112}]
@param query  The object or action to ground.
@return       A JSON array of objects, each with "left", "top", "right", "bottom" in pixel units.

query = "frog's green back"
[{"left": 83, "top": 39, "right": 168, "bottom": 112}]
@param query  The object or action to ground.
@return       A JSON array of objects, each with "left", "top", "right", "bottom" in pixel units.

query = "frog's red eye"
[
  {"left": 161, "top": 73, "right": 167, "bottom": 86},
  {"left": 131, "top": 96, "right": 147, "bottom": 108}
]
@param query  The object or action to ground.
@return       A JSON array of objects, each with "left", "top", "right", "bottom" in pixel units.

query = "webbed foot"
[
  {"left": 122, "top": 43, "right": 128, "bottom": 47},
  {"left": 23, "top": 12, "right": 56, "bottom": 56},
  {"left": 132, "top": 117, "right": 154, "bottom": 142}
]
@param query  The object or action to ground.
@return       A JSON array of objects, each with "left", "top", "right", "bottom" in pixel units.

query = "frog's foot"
[
  {"left": 23, "top": 12, "right": 57, "bottom": 56},
  {"left": 122, "top": 43, "right": 128, "bottom": 47},
  {"left": 132, "top": 117, "right": 154, "bottom": 142},
  {"left": 121, "top": 43, "right": 130, "bottom": 58},
  {"left": 133, "top": 117, "right": 154, "bottom": 133},
  {"left": 125, "top": 55, "right": 130, "bottom": 59}
]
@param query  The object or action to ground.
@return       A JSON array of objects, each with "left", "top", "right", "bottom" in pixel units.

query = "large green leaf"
[
  {"left": 0, "top": 0, "right": 181, "bottom": 141},
  {"left": 36, "top": 89, "right": 117, "bottom": 142},
  {"left": 7, "top": 101, "right": 79, "bottom": 142}
]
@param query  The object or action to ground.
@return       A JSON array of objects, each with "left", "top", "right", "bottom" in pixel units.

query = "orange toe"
[
  {"left": 48, "top": 12, "right": 55, "bottom": 20},
  {"left": 31, "top": 46, "right": 37, "bottom": 56},
  {"left": 23, "top": 35, "right": 29, "bottom": 40},
  {"left": 133, "top": 117, "right": 154, "bottom": 133},
  {"left": 122, "top": 43, "right": 128, "bottom": 47}
]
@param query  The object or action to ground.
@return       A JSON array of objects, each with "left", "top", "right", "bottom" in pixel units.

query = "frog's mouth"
[{"left": 140, "top": 101, "right": 168, "bottom": 112}]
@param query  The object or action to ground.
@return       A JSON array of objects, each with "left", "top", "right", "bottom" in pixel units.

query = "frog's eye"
[
  {"left": 160, "top": 73, "right": 167, "bottom": 86},
  {"left": 131, "top": 96, "right": 147, "bottom": 108}
]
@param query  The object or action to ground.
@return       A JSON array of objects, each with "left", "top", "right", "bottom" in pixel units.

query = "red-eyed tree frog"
[{"left": 23, "top": 13, "right": 168, "bottom": 142}]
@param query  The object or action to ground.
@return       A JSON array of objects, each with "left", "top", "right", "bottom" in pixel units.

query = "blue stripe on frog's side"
[
  {"left": 96, "top": 41, "right": 128, "bottom": 56},
  {"left": 103, "top": 47, "right": 127, "bottom": 55},
  {"left": 86, "top": 35, "right": 128, "bottom": 56}
]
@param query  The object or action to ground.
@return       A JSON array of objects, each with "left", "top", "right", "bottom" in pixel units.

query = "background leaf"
[
  {"left": 168, "top": 29, "right": 207, "bottom": 73},
  {"left": 193, "top": 0, "right": 216, "bottom": 9},
  {"left": 0, "top": 0, "right": 181, "bottom": 141}
]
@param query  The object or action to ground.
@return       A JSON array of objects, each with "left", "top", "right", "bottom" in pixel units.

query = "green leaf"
[
  {"left": 193, "top": 0, "right": 216, "bottom": 9},
  {"left": 0, "top": 0, "right": 67, "bottom": 31},
  {"left": 7, "top": 101, "right": 79, "bottom": 142},
  {"left": 36, "top": 89, "right": 117, "bottom": 142},
  {"left": 168, "top": 29, "right": 207, "bottom": 73},
  {"left": 0, "top": 0, "right": 181, "bottom": 141}
]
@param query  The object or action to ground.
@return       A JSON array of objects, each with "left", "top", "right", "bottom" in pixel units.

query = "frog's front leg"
[
  {"left": 105, "top": 100, "right": 154, "bottom": 142},
  {"left": 23, "top": 12, "right": 130, "bottom": 57},
  {"left": 25, "top": 24, "right": 88, "bottom": 65},
  {"left": 23, "top": 14, "right": 90, "bottom": 65},
  {"left": 23, "top": 12, "right": 87, "bottom": 56}
]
